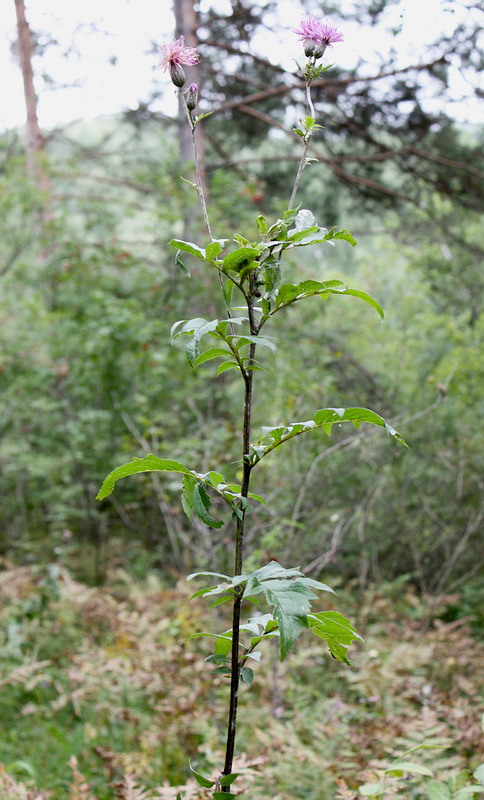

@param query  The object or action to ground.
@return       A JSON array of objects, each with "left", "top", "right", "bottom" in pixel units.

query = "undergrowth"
[{"left": 0, "top": 563, "right": 483, "bottom": 799}]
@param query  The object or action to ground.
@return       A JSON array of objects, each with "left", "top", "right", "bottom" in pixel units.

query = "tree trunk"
[{"left": 13, "top": 0, "right": 50, "bottom": 198}]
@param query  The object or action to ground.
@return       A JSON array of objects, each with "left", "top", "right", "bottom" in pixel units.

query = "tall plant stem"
[
  {"left": 190, "top": 124, "right": 212, "bottom": 240},
  {"left": 222, "top": 296, "right": 257, "bottom": 785},
  {"left": 288, "top": 80, "right": 315, "bottom": 210},
  {"left": 288, "top": 139, "right": 310, "bottom": 211}
]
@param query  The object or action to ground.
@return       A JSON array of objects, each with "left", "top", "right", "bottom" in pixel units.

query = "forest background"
[{"left": 0, "top": 0, "right": 483, "bottom": 798}]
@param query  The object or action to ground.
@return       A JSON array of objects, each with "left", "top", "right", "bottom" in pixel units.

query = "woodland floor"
[{"left": 0, "top": 563, "right": 483, "bottom": 799}]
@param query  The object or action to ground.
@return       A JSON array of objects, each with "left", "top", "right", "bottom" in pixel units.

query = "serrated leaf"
[
  {"left": 308, "top": 611, "right": 362, "bottom": 666},
  {"left": 189, "top": 763, "right": 214, "bottom": 789},
  {"left": 97, "top": 456, "right": 189, "bottom": 500},
  {"left": 265, "top": 584, "right": 313, "bottom": 660},
  {"left": 193, "top": 483, "right": 224, "bottom": 529}
]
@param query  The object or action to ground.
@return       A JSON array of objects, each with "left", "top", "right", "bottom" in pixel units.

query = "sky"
[{"left": 1, "top": 0, "right": 482, "bottom": 133}]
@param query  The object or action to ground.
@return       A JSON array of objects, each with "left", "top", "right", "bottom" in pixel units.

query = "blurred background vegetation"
[{"left": 0, "top": 0, "right": 483, "bottom": 796}]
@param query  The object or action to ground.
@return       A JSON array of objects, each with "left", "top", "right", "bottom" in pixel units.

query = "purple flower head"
[
  {"left": 159, "top": 36, "right": 200, "bottom": 87},
  {"left": 159, "top": 36, "right": 200, "bottom": 71},
  {"left": 294, "top": 18, "right": 343, "bottom": 55}
]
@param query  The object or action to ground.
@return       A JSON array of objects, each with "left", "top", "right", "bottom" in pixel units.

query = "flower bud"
[
  {"left": 303, "top": 38, "right": 317, "bottom": 56},
  {"left": 169, "top": 62, "right": 187, "bottom": 88},
  {"left": 303, "top": 38, "right": 326, "bottom": 59},
  {"left": 186, "top": 82, "right": 198, "bottom": 111}
]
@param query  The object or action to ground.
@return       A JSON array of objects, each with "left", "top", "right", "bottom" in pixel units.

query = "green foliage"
[
  {"left": 185, "top": 562, "right": 361, "bottom": 663},
  {"left": 0, "top": 567, "right": 481, "bottom": 799}
]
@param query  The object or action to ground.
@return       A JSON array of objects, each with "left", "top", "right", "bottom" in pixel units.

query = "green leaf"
[
  {"left": 189, "top": 762, "right": 214, "bottom": 789},
  {"left": 387, "top": 762, "right": 434, "bottom": 777},
  {"left": 323, "top": 226, "right": 357, "bottom": 246},
  {"left": 359, "top": 783, "right": 384, "bottom": 797},
  {"left": 223, "top": 246, "right": 261, "bottom": 272},
  {"left": 219, "top": 773, "right": 240, "bottom": 787},
  {"left": 194, "top": 111, "right": 213, "bottom": 124},
  {"left": 426, "top": 782, "right": 451, "bottom": 800},
  {"left": 264, "top": 583, "right": 313, "bottom": 660},
  {"left": 215, "top": 635, "right": 232, "bottom": 656},
  {"left": 223, "top": 278, "right": 235, "bottom": 307},
  {"left": 251, "top": 407, "right": 407, "bottom": 460},
  {"left": 206, "top": 240, "right": 227, "bottom": 260},
  {"left": 257, "top": 215, "right": 269, "bottom": 235},
  {"left": 97, "top": 456, "right": 189, "bottom": 500},
  {"left": 170, "top": 239, "right": 206, "bottom": 259},
  {"left": 456, "top": 789, "right": 484, "bottom": 797},
  {"left": 248, "top": 491, "right": 266, "bottom": 504},
  {"left": 240, "top": 666, "right": 254, "bottom": 686},
  {"left": 275, "top": 280, "right": 346, "bottom": 309},
  {"left": 193, "top": 482, "right": 224, "bottom": 529},
  {"left": 192, "top": 347, "right": 231, "bottom": 368},
  {"left": 308, "top": 611, "right": 362, "bottom": 666},
  {"left": 217, "top": 361, "right": 241, "bottom": 375},
  {"left": 235, "top": 334, "right": 278, "bottom": 353},
  {"left": 338, "top": 288, "right": 384, "bottom": 319},
  {"left": 213, "top": 793, "right": 237, "bottom": 799},
  {"left": 181, "top": 474, "right": 197, "bottom": 521},
  {"left": 183, "top": 632, "right": 233, "bottom": 649},
  {"left": 287, "top": 225, "right": 320, "bottom": 243},
  {"left": 175, "top": 250, "right": 190, "bottom": 276},
  {"left": 209, "top": 595, "right": 234, "bottom": 608},
  {"left": 473, "top": 765, "right": 484, "bottom": 786},
  {"left": 186, "top": 570, "right": 231, "bottom": 581}
]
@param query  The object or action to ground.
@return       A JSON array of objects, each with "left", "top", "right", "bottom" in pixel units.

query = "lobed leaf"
[{"left": 308, "top": 611, "right": 362, "bottom": 666}]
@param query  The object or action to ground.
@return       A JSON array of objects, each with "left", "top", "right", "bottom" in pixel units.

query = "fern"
[
  {"left": 112, "top": 774, "right": 156, "bottom": 800},
  {"left": 68, "top": 756, "right": 95, "bottom": 800}
]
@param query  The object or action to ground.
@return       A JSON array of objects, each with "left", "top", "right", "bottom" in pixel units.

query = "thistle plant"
[{"left": 97, "top": 20, "right": 407, "bottom": 796}]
